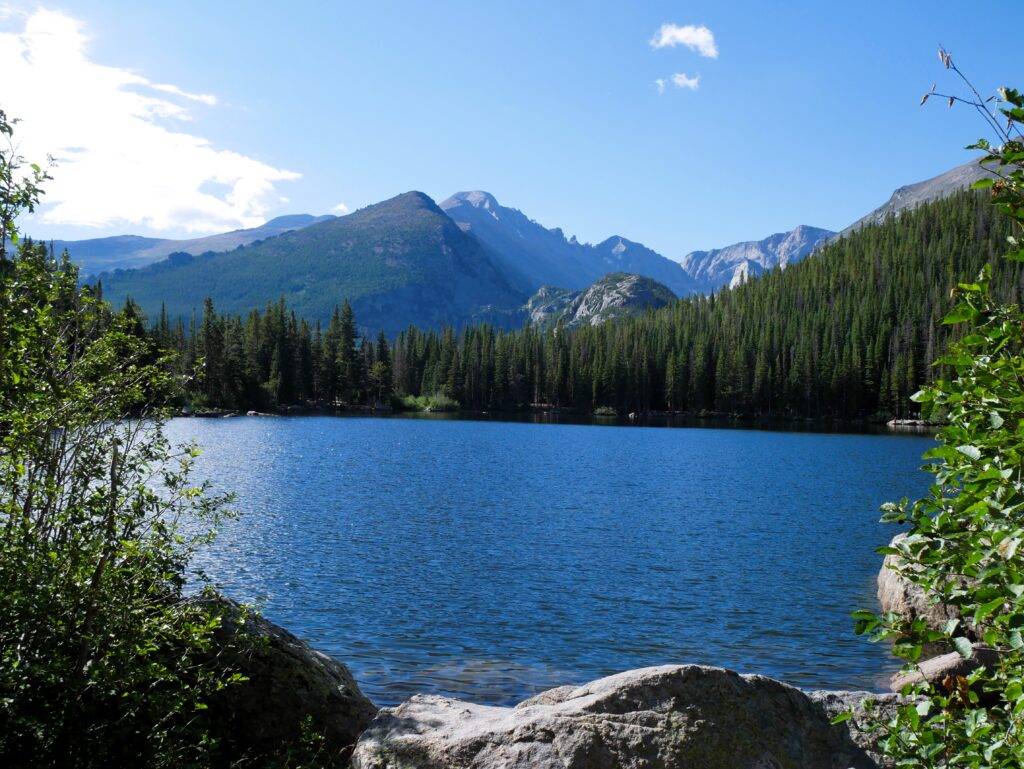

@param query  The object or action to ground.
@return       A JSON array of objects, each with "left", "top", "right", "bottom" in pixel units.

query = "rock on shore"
[
  {"left": 877, "top": 533, "right": 959, "bottom": 634},
  {"left": 190, "top": 595, "right": 377, "bottom": 762},
  {"left": 352, "top": 664, "right": 896, "bottom": 769}
]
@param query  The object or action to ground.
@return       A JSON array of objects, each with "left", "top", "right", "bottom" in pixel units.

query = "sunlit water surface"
[{"left": 166, "top": 415, "right": 932, "bottom": 706}]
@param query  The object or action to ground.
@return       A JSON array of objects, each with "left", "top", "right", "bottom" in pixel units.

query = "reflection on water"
[{"left": 167, "top": 415, "right": 932, "bottom": 706}]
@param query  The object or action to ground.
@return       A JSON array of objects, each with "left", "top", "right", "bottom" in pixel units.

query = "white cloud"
[
  {"left": 671, "top": 72, "right": 700, "bottom": 91},
  {"left": 654, "top": 73, "right": 700, "bottom": 94},
  {"left": 649, "top": 23, "right": 718, "bottom": 58},
  {"left": 0, "top": 7, "right": 299, "bottom": 234},
  {"left": 331, "top": 201, "right": 350, "bottom": 215}
]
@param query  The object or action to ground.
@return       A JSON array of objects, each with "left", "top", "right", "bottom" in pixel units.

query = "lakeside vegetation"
[
  {"left": 0, "top": 112, "right": 352, "bottom": 769},
  {"left": 0, "top": 110, "right": 240, "bottom": 766},
  {"left": 852, "top": 73, "right": 1024, "bottom": 768}
]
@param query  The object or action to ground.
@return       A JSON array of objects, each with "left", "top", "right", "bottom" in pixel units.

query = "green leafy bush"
[
  {"left": 0, "top": 111, "right": 237, "bottom": 768},
  {"left": 857, "top": 68, "right": 1024, "bottom": 767}
]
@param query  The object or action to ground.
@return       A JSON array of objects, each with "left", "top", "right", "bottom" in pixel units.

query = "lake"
[{"left": 166, "top": 415, "right": 933, "bottom": 707}]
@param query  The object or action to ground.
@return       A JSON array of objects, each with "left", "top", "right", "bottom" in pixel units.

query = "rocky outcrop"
[
  {"left": 525, "top": 273, "right": 676, "bottom": 329},
  {"left": 352, "top": 664, "right": 896, "bottom": 769},
  {"left": 522, "top": 285, "right": 576, "bottom": 327},
  {"left": 190, "top": 595, "right": 376, "bottom": 763}
]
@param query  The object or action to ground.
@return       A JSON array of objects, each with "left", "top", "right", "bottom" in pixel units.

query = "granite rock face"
[
  {"left": 352, "top": 664, "right": 896, "bottom": 769},
  {"left": 841, "top": 158, "right": 996, "bottom": 235},
  {"left": 680, "top": 225, "right": 835, "bottom": 293},
  {"left": 524, "top": 272, "right": 677, "bottom": 329}
]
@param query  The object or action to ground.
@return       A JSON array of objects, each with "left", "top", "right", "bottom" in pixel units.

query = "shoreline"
[{"left": 177, "top": 405, "right": 938, "bottom": 435}]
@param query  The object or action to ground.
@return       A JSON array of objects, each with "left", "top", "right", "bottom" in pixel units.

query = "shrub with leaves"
[
  {"left": 857, "top": 61, "right": 1024, "bottom": 767},
  {"left": 0, "top": 113, "right": 241, "bottom": 767}
]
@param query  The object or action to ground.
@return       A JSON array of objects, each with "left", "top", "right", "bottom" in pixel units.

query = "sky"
[{"left": 1, "top": 1, "right": 1021, "bottom": 259}]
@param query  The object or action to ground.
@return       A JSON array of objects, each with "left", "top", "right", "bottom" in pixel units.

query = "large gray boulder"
[
  {"left": 352, "top": 664, "right": 896, "bottom": 769},
  {"left": 190, "top": 595, "right": 377, "bottom": 764}
]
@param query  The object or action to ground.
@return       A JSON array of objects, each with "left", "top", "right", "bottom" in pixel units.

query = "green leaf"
[
  {"left": 910, "top": 389, "right": 934, "bottom": 403},
  {"left": 957, "top": 444, "right": 982, "bottom": 461},
  {"left": 943, "top": 305, "right": 980, "bottom": 324},
  {"left": 953, "top": 636, "right": 974, "bottom": 659},
  {"left": 974, "top": 597, "right": 1004, "bottom": 623}
]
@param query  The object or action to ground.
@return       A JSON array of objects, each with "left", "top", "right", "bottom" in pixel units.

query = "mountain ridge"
[
  {"left": 50, "top": 213, "right": 336, "bottom": 276},
  {"left": 681, "top": 225, "right": 836, "bottom": 292},
  {"left": 97, "top": 191, "right": 526, "bottom": 336},
  {"left": 440, "top": 191, "right": 698, "bottom": 296},
  {"left": 68, "top": 156, "right": 995, "bottom": 335},
  {"left": 840, "top": 157, "right": 997, "bottom": 235}
]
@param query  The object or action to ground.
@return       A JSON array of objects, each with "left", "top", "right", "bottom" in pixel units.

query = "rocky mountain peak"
[{"left": 440, "top": 190, "right": 501, "bottom": 211}]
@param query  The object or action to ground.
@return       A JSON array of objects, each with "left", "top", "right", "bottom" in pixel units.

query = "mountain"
[
  {"left": 50, "top": 214, "right": 335, "bottom": 276},
  {"left": 589, "top": 236, "right": 698, "bottom": 296},
  {"left": 680, "top": 225, "right": 835, "bottom": 292},
  {"left": 525, "top": 273, "right": 676, "bottom": 329},
  {"left": 841, "top": 158, "right": 996, "bottom": 234},
  {"left": 440, "top": 191, "right": 697, "bottom": 296},
  {"left": 98, "top": 192, "right": 525, "bottom": 336},
  {"left": 439, "top": 191, "right": 592, "bottom": 291}
]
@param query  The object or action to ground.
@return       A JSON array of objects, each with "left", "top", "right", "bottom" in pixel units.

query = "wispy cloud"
[
  {"left": 649, "top": 23, "right": 718, "bottom": 58},
  {"left": 671, "top": 73, "right": 700, "bottom": 91},
  {"left": 0, "top": 7, "right": 299, "bottom": 234},
  {"left": 654, "top": 73, "right": 700, "bottom": 94},
  {"left": 331, "top": 201, "right": 350, "bottom": 215}
]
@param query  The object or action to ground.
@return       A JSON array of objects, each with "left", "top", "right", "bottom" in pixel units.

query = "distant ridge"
[
  {"left": 49, "top": 213, "right": 335, "bottom": 276},
  {"left": 680, "top": 225, "right": 835, "bottom": 292},
  {"left": 61, "top": 156, "right": 996, "bottom": 335},
  {"left": 440, "top": 191, "right": 697, "bottom": 296},
  {"left": 841, "top": 158, "right": 996, "bottom": 234}
]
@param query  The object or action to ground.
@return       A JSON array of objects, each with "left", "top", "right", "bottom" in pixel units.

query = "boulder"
[
  {"left": 352, "top": 664, "right": 897, "bottom": 769},
  {"left": 189, "top": 595, "right": 377, "bottom": 764},
  {"left": 877, "top": 533, "right": 959, "bottom": 633}
]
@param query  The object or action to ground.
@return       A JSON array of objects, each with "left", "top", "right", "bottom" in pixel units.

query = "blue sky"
[{"left": 2, "top": 1, "right": 1020, "bottom": 258}]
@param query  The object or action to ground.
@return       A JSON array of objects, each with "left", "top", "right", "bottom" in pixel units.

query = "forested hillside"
[
  {"left": 151, "top": 189, "right": 1017, "bottom": 419},
  {"left": 395, "top": 189, "right": 1018, "bottom": 418}
]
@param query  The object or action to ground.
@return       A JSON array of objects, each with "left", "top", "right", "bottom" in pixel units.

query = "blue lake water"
[{"left": 166, "top": 415, "right": 933, "bottom": 706}]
